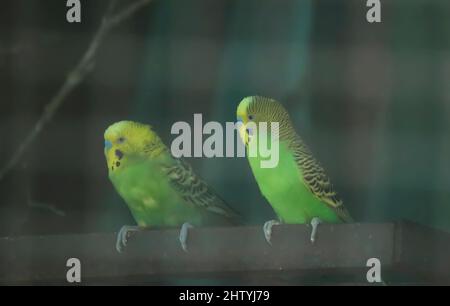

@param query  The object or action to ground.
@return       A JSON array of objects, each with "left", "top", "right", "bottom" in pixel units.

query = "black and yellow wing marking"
[
  {"left": 290, "top": 137, "right": 353, "bottom": 222},
  {"left": 163, "top": 159, "right": 240, "bottom": 221}
]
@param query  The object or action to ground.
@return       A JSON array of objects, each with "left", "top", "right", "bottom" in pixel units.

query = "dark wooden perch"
[{"left": 0, "top": 222, "right": 449, "bottom": 285}]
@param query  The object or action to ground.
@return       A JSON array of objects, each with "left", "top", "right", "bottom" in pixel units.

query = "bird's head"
[
  {"left": 104, "top": 121, "right": 164, "bottom": 173},
  {"left": 236, "top": 96, "right": 290, "bottom": 145}
]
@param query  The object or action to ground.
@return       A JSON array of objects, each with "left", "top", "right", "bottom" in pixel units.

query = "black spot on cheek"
[
  {"left": 116, "top": 161, "right": 121, "bottom": 167},
  {"left": 115, "top": 149, "right": 124, "bottom": 160}
]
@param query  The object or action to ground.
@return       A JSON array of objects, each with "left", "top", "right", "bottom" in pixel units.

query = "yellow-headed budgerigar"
[
  {"left": 236, "top": 96, "right": 353, "bottom": 244},
  {"left": 104, "top": 121, "right": 239, "bottom": 252}
]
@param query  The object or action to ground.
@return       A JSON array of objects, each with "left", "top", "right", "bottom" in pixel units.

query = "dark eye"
[
  {"left": 248, "top": 115, "right": 254, "bottom": 120},
  {"left": 117, "top": 137, "right": 125, "bottom": 144}
]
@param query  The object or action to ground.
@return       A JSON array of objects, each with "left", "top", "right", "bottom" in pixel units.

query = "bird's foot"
[
  {"left": 116, "top": 225, "right": 143, "bottom": 253},
  {"left": 263, "top": 219, "right": 281, "bottom": 245},
  {"left": 179, "top": 222, "right": 194, "bottom": 253},
  {"left": 310, "top": 217, "right": 322, "bottom": 244}
]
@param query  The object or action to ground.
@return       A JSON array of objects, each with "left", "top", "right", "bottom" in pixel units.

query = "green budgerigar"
[
  {"left": 104, "top": 121, "right": 239, "bottom": 252},
  {"left": 236, "top": 96, "right": 353, "bottom": 244}
]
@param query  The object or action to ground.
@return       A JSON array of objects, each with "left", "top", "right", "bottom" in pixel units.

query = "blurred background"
[{"left": 1, "top": 0, "right": 450, "bottom": 239}]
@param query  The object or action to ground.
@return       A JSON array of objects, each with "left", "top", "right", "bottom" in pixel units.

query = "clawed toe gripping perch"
[
  {"left": 262, "top": 218, "right": 323, "bottom": 246},
  {"left": 116, "top": 223, "right": 194, "bottom": 253},
  {"left": 116, "top": 225, "right": 142, "bottom": 253}
]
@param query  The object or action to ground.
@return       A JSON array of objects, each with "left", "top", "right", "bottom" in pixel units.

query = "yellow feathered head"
[
  {"left": 104, "top": 121, "right": 164, "bottom": 173},
  {"left": 236, "top": 96, "right": 290, "bottom": 145}
]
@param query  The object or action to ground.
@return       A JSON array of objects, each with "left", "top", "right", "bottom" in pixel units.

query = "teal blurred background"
[{"left": 1, "top": 0, "right": 450, "bottom": 237}]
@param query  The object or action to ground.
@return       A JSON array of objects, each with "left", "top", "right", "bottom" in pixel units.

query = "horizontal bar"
[{"left": 0, "top": 222, "right": 448, "bottom": 284}]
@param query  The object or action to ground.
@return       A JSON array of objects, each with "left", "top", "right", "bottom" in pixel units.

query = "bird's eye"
[
  {"left": 117, "top": 137, "right": 125, "bottom": 144},
  {"left": 248, "top": 115, "right": 254, "bottom": 120}
]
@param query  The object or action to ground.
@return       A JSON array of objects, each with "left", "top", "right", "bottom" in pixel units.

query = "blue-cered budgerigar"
[
  {"left": 236, "top": 96, "right": 353, "bottom": 244},
  {"left": 104, "top": 121, "right": 240, "bottom": 252}
]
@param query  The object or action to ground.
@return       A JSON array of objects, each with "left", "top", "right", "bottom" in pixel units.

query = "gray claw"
[
  {"left": 263, "top": 219, "right": 281, "bottom": 245},
  {"left": 179, "top": 222, "right": 194, "bottom": 252},
  {"left": 116, "top": 225, "right": 141, "bottom": 253},
  {"left": 310, "top": 217, "right": 322, "bottom": 243}
]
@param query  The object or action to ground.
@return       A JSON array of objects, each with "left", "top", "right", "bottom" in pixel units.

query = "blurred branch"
[
  {"left": 0, "top": 0, "right": 154, "bottom": 181},
  {"left": 28, "top": 202, "right": 66, "bottom": 217}
]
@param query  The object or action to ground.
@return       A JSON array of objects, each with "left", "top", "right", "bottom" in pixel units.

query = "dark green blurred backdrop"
[{"left": 1, "top": 0, "right": 450, "bottom": 236}]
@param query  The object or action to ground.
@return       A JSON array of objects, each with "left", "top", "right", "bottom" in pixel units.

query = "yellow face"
[
  {"left": 104, "top": 121, "right": 157, "bottom": 173},
  {"left": 237, "top": 97, "right": 260, "bottom": 146}
]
